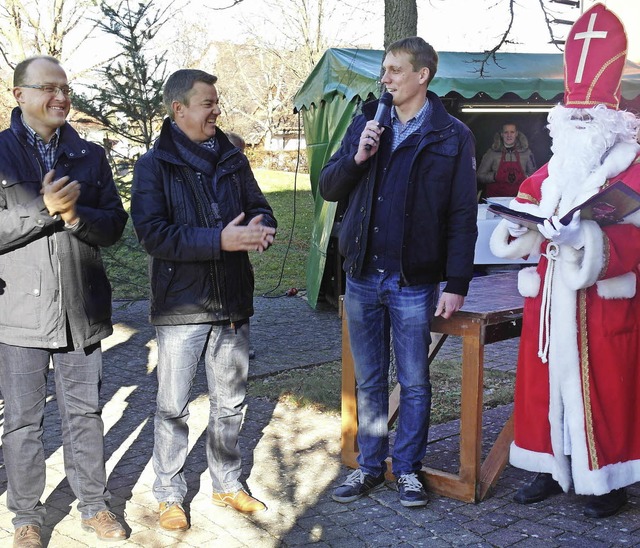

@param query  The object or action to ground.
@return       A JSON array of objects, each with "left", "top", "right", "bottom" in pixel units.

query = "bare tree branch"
[
  {"left": 0, "top": 0, "right": 99, "bottom": 68},
  {"left": 473, "top": 0, "right": 565, "bottom": 77},
  {"left": 206, "top": 0, "right": 246, "bottom": 10},
  {"left": 537, "top": 0, "right": 563, "bottom": 48},
  {"left": 473, "top": 0, "right": 517, "bottom": 77},
  {"left": 0, "top": 44, "right": 14, "bottom": 70}
]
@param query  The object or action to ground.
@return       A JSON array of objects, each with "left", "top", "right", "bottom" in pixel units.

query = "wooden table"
[{"left": 340, "top": 271, "right": 523, "bottom": 503}]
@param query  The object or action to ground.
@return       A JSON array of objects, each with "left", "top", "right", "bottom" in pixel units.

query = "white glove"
[
  {"left": 505, "top": 220, "right": 529, "bottom": 238},
  {"left": 538, "top": 211, "right": 584, "bottom": 249}
]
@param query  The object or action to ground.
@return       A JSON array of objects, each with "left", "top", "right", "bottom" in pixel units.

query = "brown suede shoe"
[
  {"left": 81, "top": 510, "right": 127, "bottom": 541},
  {"left": 159, "top": 502, "right": 189, "bottom": 531},
  {"left": 13, "top": 525, "right": 42, "bottom": 548},
  {"left": 211, "top": 489, "right": 267, "bottom": 513}
]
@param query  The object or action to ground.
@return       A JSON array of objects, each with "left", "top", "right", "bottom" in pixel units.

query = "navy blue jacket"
[
  {"left": 0, "top": 107, "right": 127, "bottom": 349},
  {"left": 131, "top": 118, "right": 276, "bottom": 325},
  {"left": 319, "top": 91, "right": 478, "bottom": 296}
]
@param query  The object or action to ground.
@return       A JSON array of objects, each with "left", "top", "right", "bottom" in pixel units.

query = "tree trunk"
[{"left": 384, "top": 0, "right": 418, "bottom": 50}]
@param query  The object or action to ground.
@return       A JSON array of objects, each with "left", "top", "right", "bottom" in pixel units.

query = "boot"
[
  {"left": 583, "top": 488, "right": 627, "bottom": 518},
  {"left": 513, "top": 472, "right": 563, "bottom": 504}
]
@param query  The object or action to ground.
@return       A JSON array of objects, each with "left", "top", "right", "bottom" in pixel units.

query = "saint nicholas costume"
[{"left": 489, "top": 3, "right": 640, "bottom": 496}]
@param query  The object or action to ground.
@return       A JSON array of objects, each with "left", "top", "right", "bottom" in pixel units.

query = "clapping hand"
[
  {"left": 221, "top": 213, "right": 276, "bottom": 253},
  {"left": 41, "top": 169, "right": 80, "bottom": 225}
]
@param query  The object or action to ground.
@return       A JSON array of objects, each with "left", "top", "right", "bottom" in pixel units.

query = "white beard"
[
  {"left": 543, "top": 106, "right": 639, "bottom": 215},
  {"left": 549, "top": 122, "right": 613, "bottom": 184}
]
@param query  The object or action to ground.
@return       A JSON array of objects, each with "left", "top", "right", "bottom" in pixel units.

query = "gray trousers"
[
  {"left": 152, "top": 322, "right": 250, "bottom": 502},
  {"left": 0, "top": 342, "right": 110, "bottom": 528}
]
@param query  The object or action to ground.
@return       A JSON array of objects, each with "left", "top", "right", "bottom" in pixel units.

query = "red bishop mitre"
[{"left": 564, "top": 3, "right": 627, "bottom": 110}]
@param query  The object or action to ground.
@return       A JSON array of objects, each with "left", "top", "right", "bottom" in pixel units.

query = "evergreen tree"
[
  {"left": 72, "top": 0, "right": 170, "bottom": 299},
  {"left": 73, "top": 0, "right": 169, "bottom": 182}
]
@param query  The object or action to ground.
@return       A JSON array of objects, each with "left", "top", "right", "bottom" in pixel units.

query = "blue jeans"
[
  {"left": 345, "top": 271, "right": 438, "bottom": 477},
  {"left": 0, "top": 342, "right": 110, "bottom": 528},
  {"left": 152, "top": 322, "right": 249, "bottom": 502}
]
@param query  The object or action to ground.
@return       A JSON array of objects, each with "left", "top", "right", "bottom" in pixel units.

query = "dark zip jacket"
[
  {"left": 131, "top": 118, "right": 276, "bottom": 325},
  {"left": 0, "top": 107, "right": 128, "bottom": 349},
  {"left": 319, "top": 91, "right": 478, "bottom": 296}
]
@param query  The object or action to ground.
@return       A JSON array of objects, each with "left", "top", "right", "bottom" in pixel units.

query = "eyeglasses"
[{"left": 20, "top": 84, "right": 72, "bottom": 97}]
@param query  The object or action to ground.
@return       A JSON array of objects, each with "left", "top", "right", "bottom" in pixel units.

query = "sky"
[
  {"left": 64, "top": 0, "right": 640, "bottom": 80},
  {"left": 185, "top": 0, "right": 561, "bottom": 51},
  {"left": 184, "top": 0, "right": 640, "bottom": 59}
]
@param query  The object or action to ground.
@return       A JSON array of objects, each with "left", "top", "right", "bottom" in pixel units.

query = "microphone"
[{"left": 364, "top": 92, "right": 393, "bottom": 150}]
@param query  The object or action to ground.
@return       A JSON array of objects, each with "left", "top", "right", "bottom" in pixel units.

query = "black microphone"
[{"left": 364, "top": 92, "right": 393, "bottom": 150}]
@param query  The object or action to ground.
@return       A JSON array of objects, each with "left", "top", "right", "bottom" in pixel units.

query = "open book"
[{"left": 487, "top": 180, "right": 640, "bottom": 231}]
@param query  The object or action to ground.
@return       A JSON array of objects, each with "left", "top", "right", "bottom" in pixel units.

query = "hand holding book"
[
  {"left": 487, "top": 180, "right": 640, "bottom": 231},
  {"left": 505, "top": 220, "right": 529, "bottom": 238},
  {"left": 538, "top": 211, "right": 585, "bottom": 248}
]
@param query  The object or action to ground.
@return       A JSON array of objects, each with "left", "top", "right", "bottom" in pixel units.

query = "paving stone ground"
[{"left": 0, "top": 295, "right": 638, "bottom": 547}]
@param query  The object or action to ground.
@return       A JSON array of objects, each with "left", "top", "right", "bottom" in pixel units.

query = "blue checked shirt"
[
  {"left": 22, "top": 116, "right": 60, "bottom": 171},
  {"left": 21, "top": 117, "right": 80, "bottom": 228},
  {"left": 390, "top": 98, "right": 431, "bottom": 151}
]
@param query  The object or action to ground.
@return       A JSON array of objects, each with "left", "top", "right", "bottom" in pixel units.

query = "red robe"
[{"left": 490, "top": 144, "right": 640, "bottom": 495}]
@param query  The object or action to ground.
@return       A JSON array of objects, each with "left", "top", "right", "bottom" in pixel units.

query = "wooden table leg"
[
  {"left": 340, "top": 302, "right": 359, "bottom": 468},
  {"left": 458, "top": 326, "right": 484, "bottom": 499},
  {"left": 479, "top": 412, "right": 514, "bottom": 500}
]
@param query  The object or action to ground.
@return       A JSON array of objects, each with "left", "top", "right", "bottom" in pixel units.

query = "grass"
[
  {"left": 249, "top": 361, "right": 343, "bottom": 414},
  {"left": 430, "top": 359, "right": 515, "bottom": 423},
  {"left": 248, "top": 358, "right": 515, "bottom": 425},
  {"left": 250, "top": 169, "right": 314, "bottom": 296}
]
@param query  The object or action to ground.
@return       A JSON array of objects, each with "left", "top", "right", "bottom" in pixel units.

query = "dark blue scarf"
[{"left": 170, "top": 121, "right": 220, "bottom": 177}]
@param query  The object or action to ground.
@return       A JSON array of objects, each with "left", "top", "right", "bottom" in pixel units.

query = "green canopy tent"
[{"left": 293, "top": 48, "right": 640, "bottom": 308}]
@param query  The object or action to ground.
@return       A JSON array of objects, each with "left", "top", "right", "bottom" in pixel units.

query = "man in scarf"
[{"left": 131, "top": 69, "right": 276, "bottom": 530}]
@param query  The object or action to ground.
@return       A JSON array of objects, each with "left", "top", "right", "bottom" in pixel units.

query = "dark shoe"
[
  {"left": 397, "top": 472, "right": 428, "bottom": 507},
  {"left": 81, "top": 510, "right": 127, "bottom": 541},
  {"left": 159, "top": 501, "right": 189, "bottom": 531},
  {"left": 212, "top": 489, "right": 267, "bottom": 513},
  {"left": 583, "top": 488, "right": 628, "bottom": 518},
  {"left": 13, "top": 525, "right": 42, "bottom": 548},
  {"left": 332, "top": 469, "right": 386, "bottom": 503},
  {"left": 513, "top": 473, "right": 563, "bottom": 504}
]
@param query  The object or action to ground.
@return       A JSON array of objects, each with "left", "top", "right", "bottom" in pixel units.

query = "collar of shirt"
[
  {"left": 22, "top": 115, "right": 60, "bottom": 171},
  {"left": 390, "top": 98, "right": 431, "bottom": 151},
  {"left": 200, "top": 135, "right": 219, "bottom": 152}
]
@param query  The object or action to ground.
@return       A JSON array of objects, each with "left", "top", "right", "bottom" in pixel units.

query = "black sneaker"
[
  {"left": 397, "top": 473, "right": 428, "bottom": 507},
  {"left": 332, "top": 469, "right": 386, "bottom": 503}
]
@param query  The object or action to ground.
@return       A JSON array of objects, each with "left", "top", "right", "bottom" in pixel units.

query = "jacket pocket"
[
  {"left": 0, "top": 175, "right": 42, "bottom": 208},
  {"left": 0, "top": 263, "right": 42, "bottom": 329},
  {"left": 415, "top": 141, "right": 459, "bottom": 187},
  {"left": 75, "top": 176, "right": 104, "bottom": 207},
  {"left": 152, "top": 260, "right": 176, "bottom": 309},
  {"left": 83, "top": 250, "right": 113, "bottom": 324}
]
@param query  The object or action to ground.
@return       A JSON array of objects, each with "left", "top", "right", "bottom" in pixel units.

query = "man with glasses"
[{"left": 0, "top": 56, "right": 128, "bottom": 546}]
